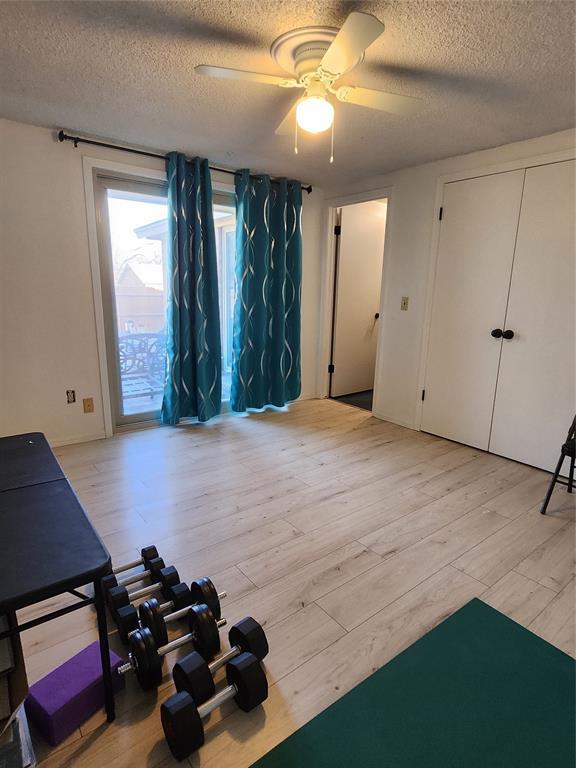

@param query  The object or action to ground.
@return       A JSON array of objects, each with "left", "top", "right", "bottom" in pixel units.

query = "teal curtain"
[
  {"left": 231, "top": 170, "right": 302, "bottom": 411},
  {"left": 161, "top": 153, "right": 221, "bottom": 424}
]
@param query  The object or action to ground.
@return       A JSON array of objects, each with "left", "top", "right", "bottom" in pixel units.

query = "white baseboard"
[
  {"left": 297, "top": 392, "right": 320, "bottom": 401},
  {"left": 50, "top": 395, "right": 325, "bottom": 445},
  {"left": 51, "top": 431, "right": 107, "bottom": 448},
  {"left": 372, "top": 409, "right": 419, "bottom": 431}
]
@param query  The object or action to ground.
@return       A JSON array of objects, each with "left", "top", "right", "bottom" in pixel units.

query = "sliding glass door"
[
  {"left": 96, "top": 175, "right": 236, "bottom": 427},
  {"left": 96, "top": 176, "right": 169, "bottom": 425}
]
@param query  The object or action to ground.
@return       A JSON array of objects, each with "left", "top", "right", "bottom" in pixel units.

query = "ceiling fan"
[{"left": 195, "top": 11, "right": 422, "bottom": 153}]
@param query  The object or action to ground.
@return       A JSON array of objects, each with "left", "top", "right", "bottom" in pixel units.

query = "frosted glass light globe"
[{"left": 296, "top": 97, "right": 334, "bottom": 134}]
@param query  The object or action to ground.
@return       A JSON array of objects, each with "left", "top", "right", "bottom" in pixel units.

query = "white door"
[
  {"left": 421, "top": 170, "right": 525, "bottom": 449},
  {"left": 489, "top": 160, "right": 575, "bottom": 471},
  {"left": 331, "top": 201, "right": 387, "bottom": 397}
]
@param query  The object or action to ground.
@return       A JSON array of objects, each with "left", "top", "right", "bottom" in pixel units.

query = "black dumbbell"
[
  {"left": 115, "top": 580, "right": 191, "bottom": 644},
  {"left": 110, "top": 565, "right": 181, "bottom": 642},
  {"left": 108, "top": 563, "right": 180, "bottom": 619},
  {"left": 172, "top": 617, "right": 268, "bottom": 704},
  {"left": 117, "top": 603, "right": 226, "bottom": 690},
  {"left": 103, "top": 555, "right": 168, "bottom": 610},
  {"left": 162, "top": 653, "right": 268, "bottom": 761},
  {"left": 139, "top": 577, "right": 227, "bottom": 646},
  {"left": 101, "top": 546, "right": 161, "bottom": 593}
]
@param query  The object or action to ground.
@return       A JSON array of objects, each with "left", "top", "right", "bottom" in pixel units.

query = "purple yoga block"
[{"left": 25, "top": 641, "right": 125, "bottom": 746}]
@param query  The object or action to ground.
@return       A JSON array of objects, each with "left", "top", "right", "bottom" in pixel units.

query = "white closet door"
[
  {"left": 422, "top": 170, "right": 525, "bottom": 449},
  {"left": 489, "top": 160, "right": 575, "bottom": 471}
]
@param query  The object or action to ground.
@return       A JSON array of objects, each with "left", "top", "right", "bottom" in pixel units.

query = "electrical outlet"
[
  {"left": 401, "top": 296, "right": 409, "bottom": 311},
  {"left": 66, "top": 390, "right": 76, "bottom": 404},
  {"left": 83, "top": 397, "right": 94, "bottom": 414}
]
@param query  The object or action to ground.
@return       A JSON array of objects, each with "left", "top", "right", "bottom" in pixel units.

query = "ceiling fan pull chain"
[
  {"left": 329, "top": 117, "right": 335, "bottom": 164},
  {"left": 294, "top": 117, "right": 299, "bottom": 155}
]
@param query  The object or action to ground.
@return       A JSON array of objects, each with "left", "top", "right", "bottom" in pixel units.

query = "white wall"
[
  {"left": 324, "top": 128, "right": 575, "bottom": 429},
  {"left": 0, "top": 119, "right": 324, "bottom": 445}
]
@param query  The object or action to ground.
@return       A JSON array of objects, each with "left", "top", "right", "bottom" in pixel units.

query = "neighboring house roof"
[
  {"left": 118, "top": 260, "right": 164, "bottom": 291},
  {"left": 134, "top": 219, "right": 167, "bottom": 241}
]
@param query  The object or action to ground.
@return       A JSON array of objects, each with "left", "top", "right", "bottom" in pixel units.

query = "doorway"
[{"left": 328, "top": 199, "right": 387, "bottom": 412}]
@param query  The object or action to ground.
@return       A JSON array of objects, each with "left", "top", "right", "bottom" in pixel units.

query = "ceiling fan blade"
[
  {"left": 275, "top": 103, "right": 299, "bottom": 135},
  {"left": 321, "top": 12, "right": 385, "bottom": 77},
  {"left": 335, "top": 85, "right": 422, "bottom": 116},
  {"left": 195, "top": 65, "right": 299, "bottom": 88}
]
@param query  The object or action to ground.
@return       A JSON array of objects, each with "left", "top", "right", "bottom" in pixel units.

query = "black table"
[
  {"left": 0, "top": 433, "right": 115, "bottom": 721},
  {"left": 0, "top": 433, "right": 64, "bottom": 491}
]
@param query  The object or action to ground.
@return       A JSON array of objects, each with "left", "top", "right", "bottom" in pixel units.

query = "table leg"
[{"left": 94, "top": 578, "right": 115, "bottom": 722}]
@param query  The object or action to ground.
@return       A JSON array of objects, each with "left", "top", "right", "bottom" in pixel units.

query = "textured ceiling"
[{"left": 0, "top": 1, "right": 574, "bottom": 186}]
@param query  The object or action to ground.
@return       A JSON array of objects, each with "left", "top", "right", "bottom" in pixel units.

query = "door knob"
[
  {"left": 374, "top": 313, "right": 380, "bottom": 320},
  {"left": 502, "top": 329, "right": 515, "bottom": 340},
  {"left": 491, "top": 328, "right": 503, "bottom": 338}
]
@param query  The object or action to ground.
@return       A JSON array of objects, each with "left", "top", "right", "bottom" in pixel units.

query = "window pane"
[
  {"left": 224, "top": 228, "right": 236, "bottom": 371},
  {"left": 214, "top": 202, "right": 236, "bottom": 402},
  {"left": 106, "top": 190, "right": 168, "bottom": 418}
]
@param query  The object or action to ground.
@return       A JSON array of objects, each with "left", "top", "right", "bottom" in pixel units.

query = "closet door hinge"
[
  {"left": 334, "top": 224, "right": 341, "bottom": 236},
  {"left": 438, "top": 207, "right": 443, "bottom": 221},
  {"left": 421, "top": 389, "right": 426, "bottom": 401},
  {"left": 328, "top": 364, "right": 335, "bottom": 373}
]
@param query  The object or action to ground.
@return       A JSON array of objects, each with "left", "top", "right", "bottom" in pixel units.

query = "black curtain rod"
[{"left": 57, "top": 130, "right": 312, "bottom": 194}]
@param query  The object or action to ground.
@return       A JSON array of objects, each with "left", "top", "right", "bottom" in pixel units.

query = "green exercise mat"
[{"left": 251, "top": 598, "right": 574, "bottom": 768}]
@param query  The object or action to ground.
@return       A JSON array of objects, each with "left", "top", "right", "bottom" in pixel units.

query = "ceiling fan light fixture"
[
  {"left": 196, "top": 12, "right": 423, "bottom": 144},
  {"left": 296, "top": 96, "right": 334, "bottom": 134}
]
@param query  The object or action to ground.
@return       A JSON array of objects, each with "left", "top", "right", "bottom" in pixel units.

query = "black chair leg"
[
  {"left": 568, "top": 455, "right": 575, "bottom": 494},
  {"left": 541, "top": 453, "right": 565, "bottom": 514}
]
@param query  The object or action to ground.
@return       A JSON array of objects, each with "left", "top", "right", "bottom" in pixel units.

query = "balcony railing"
[
  {"left": 118, "top": 332, "right": 166, "bottom": 403},
  {"left": 117, "top": 331, "right": 232, "bottom": 413}
]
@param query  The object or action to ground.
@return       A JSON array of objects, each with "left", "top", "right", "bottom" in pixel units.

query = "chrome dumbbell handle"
[
  {"left": 160, "top": 591, "right": 227, "bottom": 624},
  {"left": 197, "top": 683, "right": 237, "bottom": 719},
  {"left": 113, "top": 556, "right": 145, "bottom": 575},
  {"left": 115, "top": 567, "right": 155, "bottom": 589},
  {"left": 158, "top": 618, "right": 227, "bottom": 658},
  {"left": 128, "top": 581, "right": 164, "bottom": 602},
  {"left": 208, "top": 645, "right": 240, "bottom": 676}
]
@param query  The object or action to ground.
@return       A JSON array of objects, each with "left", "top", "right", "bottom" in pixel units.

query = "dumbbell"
[
  {"left": 118, "top": 603, "right": 226, "bottom": 690},
  {"left": 162, "top": 653, "right": 268, "bottom": 761},
  {"left": 108, "top": 562, "right": 179, "bottom": 616},
  {"left": 114, "top": 578, "right": 189, "bottom": 645},
  {"left": 172, "top": 617, "right": 268, "bottom": 704},
  {"left": 110, "top": 565, "right": 181, "bottom": 642},
  {"left": 104, "top": 555, "right": 168, "bottom": 611},
  {"left": 138, "top": 577, "right": 227, "bottom": 647},
  {"left": 101, "top": 546, "right": 161, "bottom": 593}
]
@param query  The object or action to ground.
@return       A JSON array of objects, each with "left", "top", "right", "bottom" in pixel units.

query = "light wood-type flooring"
[{"left": 19, "top": 399, "right": 574, "bottom": 767}]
